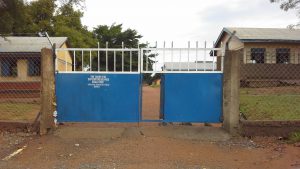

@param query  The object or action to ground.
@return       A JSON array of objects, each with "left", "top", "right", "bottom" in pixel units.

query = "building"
[
  {"left": 214, "top": 27, "right": 300, "bottom": 87},
  {"left": 164, "top": 61, "right": 216, "bottom": 71},
  {"left": 214, "top": 27, "right": 300, "bottom": 64},
  {"left": 0, "top": 36, "right": 72, "bottom": 97}
]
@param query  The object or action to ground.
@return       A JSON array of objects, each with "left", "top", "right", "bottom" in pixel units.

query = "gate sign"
[{"left": 87, "top": 75, "right": 110, "bottom": 88}]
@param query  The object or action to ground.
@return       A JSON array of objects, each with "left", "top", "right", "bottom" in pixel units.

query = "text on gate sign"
[{"left": 87, "top": 75, "right": 110, "bottom": 88}]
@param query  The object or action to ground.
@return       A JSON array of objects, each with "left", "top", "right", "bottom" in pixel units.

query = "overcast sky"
[{"left": 81, "top": 0, "right": 298, "bottom": 47}]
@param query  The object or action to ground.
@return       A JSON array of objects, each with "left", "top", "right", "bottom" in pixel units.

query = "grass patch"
[
  {"left": 240, "top": 88, "right": 300, "bottom": 120},
  {"left": 288, "top": 131, "right": 300, "bottom": 143},
  {"left": 150, "top": 84, "right": 160, "bottom": 88},
  {"left": 0, "top": 103, "right": 40, "bottom": 121}
]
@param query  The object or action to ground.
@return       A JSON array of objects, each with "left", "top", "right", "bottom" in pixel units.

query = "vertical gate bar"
[
  {"left": 146, "top": 41, "right": 148, "bottom": 71},
  {"left": 55, "top": 49, "right": 58, "bottom": 71},
  {"left": 114, "top": 50, "right": 116, "bottom": 72},
  {"left": 130, "top": 51, "right": 132, "bottom": 72},
  {"left": 212, "top": 41, "right": 215, "bottom": 71},
  {"left": 98, "top": 44, "right": 100, "bottom": 72},
  {"left": 89, "top": 50, "right": 92, "bottom": 71},
  {"left": 122, "top": 42, "right": 124, "bottom": 72},
  {"left": 140, "top": 47, "right": 143, "bottom": 73},
  {"left": 81, "top": 50, "right": 83, "bottom": 71},
  {"left": 163, "top": 41, "right": 165, "bottom": 72},
  {"left": 138, "top": 43, "right": 141, "bottom": 73},
  {"left": 221, "top": 42, "right": 224, "bottom": 72},
  {"left": 106, "top": 41, "right": 108, "bottom": 72},
  {"left": 204, "top": 41, "right": 207, "bottom": 71},
  {"left": 155, "top": 41, "right": 157, "bottom": 72},
  {"left": 196, "top": 41, "right": 198, "bottom": 71},
  {"left": 171, "top": 41, "right": 174, "bottom": 71},
  {"left": 179, "top": 48, "right": 182, "bottom": 71},
  {"left": 187, "top": 41, "right": 190, "bottom": 71},
  {"left": 65, "top": 51, "right": 67, "bottom": 71},
  {"left": 73, "top": 50, "right": 76, "bottom": 71}
]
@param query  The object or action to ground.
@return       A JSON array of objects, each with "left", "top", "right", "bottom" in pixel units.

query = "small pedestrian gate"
[{"left": 55, "top": 44, "right": 225, "bottom": 123}]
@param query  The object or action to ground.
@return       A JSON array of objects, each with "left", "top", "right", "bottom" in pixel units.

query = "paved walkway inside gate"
[{"left": 1, "top": 123, "right": 300, "bottom": 169}]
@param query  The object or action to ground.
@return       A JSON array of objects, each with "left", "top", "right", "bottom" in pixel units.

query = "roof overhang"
[
  {"left": 0, "top": 52, "right": 41, "bottom": 58},
  {"left": 240, "top": 39, "right": 300, "bottom": 43}
]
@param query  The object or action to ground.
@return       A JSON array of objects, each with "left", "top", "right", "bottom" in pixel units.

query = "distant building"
[
  {"left": 214, "top": 27, "right": 300, "bottom": 87},
  {"left": 214, "top": 27, "right": 300, "bottom": 64},
  {"left": 0, "top": 36, "right": 72, "bottom": 97},
  {"left": 164, "top": 61, "right": 216, "bottom": 71}
]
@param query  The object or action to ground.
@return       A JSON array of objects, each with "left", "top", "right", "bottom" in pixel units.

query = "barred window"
[
  {"left": 276, "top": 48, "right": 290, "bottom": 64},
  {"left": 28, "top": 58, "right": 41, "bottom": 76},
  {"left": 251, "top": 48, "right": 265, "bottom": 63},
  {"left": 0, "top": 58, "right": 18, "bottom": 77}
]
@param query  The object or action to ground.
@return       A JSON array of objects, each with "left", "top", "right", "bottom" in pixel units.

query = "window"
[
  {"left": 0, "top": 58, "right": 17, "bottom": 77},
  {"left": 28, "top": 58, "right": 41, "bottom": 76},
  {"left": 276, "top": 48, "right": 290, "bottom": 64},
  {"left": 251, "top": 48, "right": 265, "bottom": 63}
]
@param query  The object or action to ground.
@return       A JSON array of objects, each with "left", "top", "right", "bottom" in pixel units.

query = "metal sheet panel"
[
  {"left": 161, "top": 73, "right": 222, "bottom": 123},
  {"left": 56, "top": 73, "right": 141, "bottom": 122}
]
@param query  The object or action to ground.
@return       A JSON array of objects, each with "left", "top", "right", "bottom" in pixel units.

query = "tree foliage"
[
  {"left": 93, "top": 24, "right": 143, "bottom": 48},
  {"left": 0, "top": 0, "right": 94, "bottom": 47},
  {"left": 271, "top": 0, "right": 300, "bottom": 11},
  {"left": 92, "top": 24, "right": 152, "bottom": 72},
  {"left": 271, "top": 0, "right": 300, "bottom": 27},
  {"left": 0, "top": 0, "right": 155, "bottom": 82},
  {"left": 0, "top": 0, "right": 27, "bottom": 34},
  {"left": 53, "top": 3, "right": 96, "bottom": 47}
]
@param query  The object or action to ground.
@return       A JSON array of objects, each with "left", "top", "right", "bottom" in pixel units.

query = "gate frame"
[
  {"left": 139, "top": 46, "right": 225, "bottom": 122},
  {"left": 52, "top": 45, "right": 235, "bottom": 126}
]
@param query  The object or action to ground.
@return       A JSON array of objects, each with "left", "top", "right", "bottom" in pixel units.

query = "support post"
[
  {"left": 222, "top": 50, "right": 241, "bottom": 134},
  {"left": 40, "top": 48, "right": 55, "bottom": 135}
]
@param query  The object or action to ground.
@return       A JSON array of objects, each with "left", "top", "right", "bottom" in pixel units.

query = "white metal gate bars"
[{"left": 55, "top": 41, "right": 225, "bottom": 74}]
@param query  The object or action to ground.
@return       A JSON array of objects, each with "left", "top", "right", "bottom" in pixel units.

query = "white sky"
[{"left": 81, "top": 0, "right": 299, "bottom": 48}]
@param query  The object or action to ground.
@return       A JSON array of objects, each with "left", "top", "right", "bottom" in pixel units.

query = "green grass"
[
  {"left": 240, "top": 89, "right": 300, "bottom": 120},
  {"left": 150, "top": 84, "right": 161, "bottom": 88},
  {"left": 0, "top": 103, "right": 40, "bottom": 121},
  {"left": 288, "top": 131, "right": 300, "bottom": 143}
]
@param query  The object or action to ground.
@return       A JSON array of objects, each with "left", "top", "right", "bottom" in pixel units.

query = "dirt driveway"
[
  {"left": 142, "top": 86, "right": 160, "bottom": 120},
  {"left": 0, "top": 86, "right": 299, "bottom": 169},
  {"left": 0, "top": 123, "right": 300, "bottom": 169}
]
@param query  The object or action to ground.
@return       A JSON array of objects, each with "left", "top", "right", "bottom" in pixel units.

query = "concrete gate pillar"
[
  {"left": 40, "top": 48, "right": 55, "bottom": 135},
  {"left": 222, "top": 50, "right": 241, "bottom": 135}
]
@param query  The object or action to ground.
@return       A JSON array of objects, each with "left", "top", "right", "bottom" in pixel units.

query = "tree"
[
  {"left": 0, "top": 0, "right": 154, "bottom": 82},
  {"left": 271, "top": 0, "right": 300, "bottom": 28},
  {"left": 93, "top": 24, "right": 156, "bottom": 83},
  {"left": 271, "top": 0, "right": 300, "bottom": 11},
  {"left": 0, "top": 0, "right": 27, "bottom": 34},
  {"left": 53, "top": 3, "right": 96, "bottom": 48},
  {"left": 26, "top": 0, "right": 56, "bottom": 34}
]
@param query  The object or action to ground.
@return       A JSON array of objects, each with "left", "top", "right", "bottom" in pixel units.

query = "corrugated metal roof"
[
  {"left": 224, "top": 27, "right": 300, "bottom": 42},
  {"left": 0, "top": 36, "right": 68, "bottom": 52}
]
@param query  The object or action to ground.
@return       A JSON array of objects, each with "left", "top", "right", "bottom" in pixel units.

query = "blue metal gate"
[
  {"left": 55, "top": 48, "right": 142, "bottom": 122},
  {"left": 160, "top": 73, "right": 222, "bottom": 123},
  {"left": 56, "top": 73, "right": 141, "bottom": 122},
  {"left": 141, "top": 45, "right": 224, "bottom": 123},
  {"left": 55, "top": 44, "right": 225, "bottom": 123}
]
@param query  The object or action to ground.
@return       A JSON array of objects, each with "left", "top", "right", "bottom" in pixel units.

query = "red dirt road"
[
  {"left": 0, "top": 86, "right": 300, "bottom": 169},
  {"left": 142, "top": 86, "right": 161, "bottom": 120},
  {"left": 0, "top": 124, "right": 300, "bottom": 169}
]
